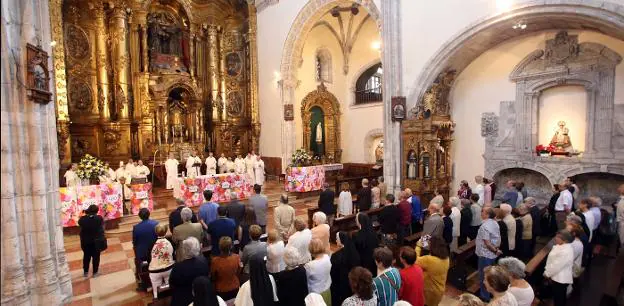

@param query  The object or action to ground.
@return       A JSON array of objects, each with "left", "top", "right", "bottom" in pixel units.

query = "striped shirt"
[{"left": 373, "top": 267, "right": 401, "bottom": 306}]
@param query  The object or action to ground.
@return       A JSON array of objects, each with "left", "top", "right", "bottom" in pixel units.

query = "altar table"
[
  {"left": 285, "top": 164, "right": 342, "bottom": 192},
  {"left": 173, "top": 173, "right": 252, "bottom": 207}
]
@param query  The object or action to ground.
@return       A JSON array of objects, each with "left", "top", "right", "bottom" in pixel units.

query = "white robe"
[
  {"left": 234, "top": 158, "right": 246, "bottom": 175},
  {"left": 244, "top": 157, "right": 255, "bottom": 185},
  {"left": 218, "top": 157, "right": 228, "bottom": 174},
  {"left": 165, "top": 158, "right": 179, "bottom": 189},
  {"left": 115, "top": 168, "right": 126, "bottom": 183},
  {"left": 186, "top": 156, "right": 202, "bottom": 177},
  {"left": 205, "top": 157, "right": 217, "bottom": 175},
  {"left": 338, "top": 191, "right": 353, "bottom": 216},
  {"left": 134, "top": 165, "right": 150, "bottom": 179},
  {"left": 226, "top": 160, "right": 235, "bottom": 173},
  {"left": 64, "top": 170, "right": 80, "bottom": 187},
  {"left": 254, "top": 159, "right": 265, "bottom": 186}
]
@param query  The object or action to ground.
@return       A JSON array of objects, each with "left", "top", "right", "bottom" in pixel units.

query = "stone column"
[
  {"left": 93, "top": 1, "right": 111, "bottom": 121},
  {"left": 1, "top": 0, "right": 72, "bottom": 304},
  {"left": 110, "top": 3, "right": 131, "bottom": 121},
  {"left": 207, "top": 25, "right": 221, "bottom": 122},
  {"left": 380, "top": 0, "right": 403, "bottom": 195},
  {"left": 279, "top": 77, "right": 298, "bottom": 171}
]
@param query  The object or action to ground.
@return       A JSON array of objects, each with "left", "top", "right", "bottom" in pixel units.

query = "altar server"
[
  {"left": 125, "top": 159, "right": 136, "bottom": 177},
  {"left": 115, "top": 161, "right": 126, "bottom": 183},
  {"left": 99, "top": 162, "right": 116, "bottom": 183},
  {"left": 165, "top": 154, "right": 179, "bottom": 189},
  {"left": 254, "top": 155, "right": 265, "bottom": 187},
  {"left": 244, "top": 152, "right": 256, "bottom": 185},
  {"left": 218, "top": 153, "right": 228, "bottom": 174},
  {"left": 234, "top": 154, "right": 246, "bottom": 175},
  {"left": 64, "top": 163, "right": 80, "bottom": 187},
  {"left": 205, "top": 152, "right": 217, "bottom": 175},
  {"left": 226, "top": 156, "right": 236, "bottom": 173},
  {"left": 106, "top": 163, "right": 116, "bottom": 181},
  {"left": 186, "top": 151, "right": 202, "bottom": 177},
  {"left": 134, "top": 160, "right": 151, "bottom": 180}
]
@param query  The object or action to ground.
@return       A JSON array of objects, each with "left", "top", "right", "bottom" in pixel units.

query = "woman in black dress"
[
  {"left": 353, "top": 213, "right": 379, "bottom": 276},
  {"left": 78, "top": 204, "right": 105, "bottom": 277},
  {"left": 331, "top": 231, "right": 361, "bottom": 306}
]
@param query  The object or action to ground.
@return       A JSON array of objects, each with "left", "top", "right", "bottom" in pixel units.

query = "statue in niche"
[
  {"left": 148, "top": 11, "right": 187, "bottom": 72},
  {"left": 550, "top": 120, "right": 573, "bottom": 152},
  {"left": 315, "top": 122, "right": 323, "bottom": 143},
  {"left": 406, "top": 150, "right": 417, "bottom": 179},
  {"left": 375, "top": 140, "right": 384, "bottom": 164}
]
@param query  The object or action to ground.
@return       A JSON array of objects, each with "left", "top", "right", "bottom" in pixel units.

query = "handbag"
[{"left": 94, "top": 236, "right": 108, "bottom": 252}]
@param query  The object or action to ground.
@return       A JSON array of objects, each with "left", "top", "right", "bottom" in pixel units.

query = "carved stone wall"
[{"left": 483, "top": 31, "right": 624, "bottom": 196}]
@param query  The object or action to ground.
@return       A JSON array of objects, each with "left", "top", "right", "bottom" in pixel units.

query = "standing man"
[
  {"left": 617, "top": 184, "right": 624, "bottom": 248},
  {"left": 207, "top": 206, "right": 237, "bottom": 256},
  {"left": 253, "top": 155, "right": 265, "bottom": 187},
  {"left": 226, "top": 192, "right": 245, "bottom": 228},
  {"left": 134, "top": 160, "right": 150, "bottom": 181},
  {"left": 115, "top": 161, "right": 126, "bottom": 183},
  {"left": 503, "top": 180, "right": 519, "bottom": 208},
  {"left": 469, "top": 194, "right": 482, "bottom": 239},
  {"left": 422, "top": 203, "right": 444, "bottom": 238},
  {"left": 226, "top": 156, "right": 235, "bottom": 173},
  {"left": 198, "top": 190, "right": 219, "bottom": 231},
  {"left": 358, "top": 178, "right": 372, "bottom": 212},
  {"left": 125, "top": 159, "right": 136, "bottom": 180},
  {"left": 185, "top": 151, "right": 202, "bottom": 177},
  {"left": 64, "top": 163, "right": 80, "bottom": 187},
  {"left": 164, "top": 154, "right": 179, "bottom": 190},
  {"left": 249, "top": 184, "right": 268, "bottom": 233},
  {"left": 244, "top": 152, "right": 256, "bottom": 185},
  {"left": 274, "top": 194, "right": 296, "bottom": 240},
  {"left": 555, "top": 183, "right": 573, "bottom": 230},
  {"left": 217, "top": 153, "right": 228, "bottom": 174},
  {"left": 378, "top": 176, "right": 387, "bottom": 199},
  {"left": 476, "top": 207, "right": 501, "bottom": 302},
  {"left": 205, "top": 152, "right": 217, "bottom": 175},
  {"left": 234, "top": 154, "right": 246, "bottom": 175},
  {"left": 132, "top": 208, "right": 158, "bottom": 285},
  {"left": 397, "top": 191, "right": 412, "bottom": 244},
  {"left": 500, "top": 204, "right": 516, "bottom": 255},
  {"left": 317, "top": 183, "right": 335, "bottom": 226},
  {"left": 474, "top": 175, "right": 485, "bottom": 206}
]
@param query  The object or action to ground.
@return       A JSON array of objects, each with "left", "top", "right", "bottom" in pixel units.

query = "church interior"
[{"left": 2, "top": 0, "right": 624, "bottom": 305}]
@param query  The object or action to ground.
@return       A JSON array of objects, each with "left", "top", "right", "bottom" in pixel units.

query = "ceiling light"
[
  {"left": 371, "top": 41, "right": 381, "bottom": 51},
  {"left": 512, "top": 22, "right": 527, "bottom": 30},
  {"left": 50, "top": 41, "right": 57, "bottom": 47}
]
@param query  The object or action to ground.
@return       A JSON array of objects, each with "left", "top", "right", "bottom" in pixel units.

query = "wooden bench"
[
  {"left": 326, "top": 207, "right": 384, "bottom": 242},
  {"left": 446, "top": 240, "right": 477, "bottom": 290}
]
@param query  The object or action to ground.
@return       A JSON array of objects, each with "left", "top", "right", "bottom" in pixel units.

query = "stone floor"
[{"left": 64, "top": 180, "right": 466, "bottom": 306}]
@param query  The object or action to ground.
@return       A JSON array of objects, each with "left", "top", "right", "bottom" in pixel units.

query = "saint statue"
[
  {"left": 315, "top": 122, "right": 323, "bottom": 143},
  {"left": 375, "top": 141, "right": 384, "bottom": 163},
  {"left": 550, "top": 120, "right": 572, "bottom": 152},
  {"left": 407, "top": 151, "right": 417, "bottom": 179}
]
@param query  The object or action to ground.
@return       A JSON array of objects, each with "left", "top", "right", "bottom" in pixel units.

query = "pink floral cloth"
[{"left": 285, "top": 166, "right": 326, "bottom": 192}]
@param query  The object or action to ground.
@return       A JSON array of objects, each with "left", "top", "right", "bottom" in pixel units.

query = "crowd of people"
[{"left": 77, "top": 170, "right": 624, "bottom": 306}]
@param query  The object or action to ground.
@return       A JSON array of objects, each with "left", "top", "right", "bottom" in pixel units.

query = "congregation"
[{"left": 77, "top": 174, "right": 624, "bottom": 306}]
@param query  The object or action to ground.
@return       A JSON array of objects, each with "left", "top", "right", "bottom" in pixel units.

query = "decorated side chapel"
[{"left": 402, "top": 70, "right": 456, "bottom": 204}]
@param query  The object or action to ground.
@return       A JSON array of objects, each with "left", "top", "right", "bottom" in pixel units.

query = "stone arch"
[
  {"left": 301, "top": 83, "right": 342, "bottom": 162},
  {"left": 408, "top": 0, "right": 624, "bottom": 112},
  {"left": 363, "top": 128, "right": 384, "bottom": 163},
  {"left": 491, "top": 167, "right": 554, "bottom": 203},
  {"left": 349, "top": 58, "right": 382, "bottom": 106}
]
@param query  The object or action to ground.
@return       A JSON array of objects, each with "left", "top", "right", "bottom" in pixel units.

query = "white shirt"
[
  {"left": 304, "top": 254, "right": 332, "bottom": 294},
  {"left": 64, "top": 170, "right": 79, "bottom": 187},
  {"left": 582, "top": 210, "right": 595, "bottom": 241},
  {"left": 190, "top": 296, "right": 227, "bottom": 306},
  {"left": 555, "top": 189, "right": 573, "bottom": 212},
  {"left": 266, "top": 241, "right": 286, "bottom": 273},
  {"left": 134, "top": 165, "right": 150, "bottom": 178},
  {"left": 570, "top": 238, "right": 583, "bottom": 277},
  {"left": 235, "top": 158, "right": 246, "bottom": 174},
  {"left": 286, "top": 229, "right": 312, "bottom": 265},
  {"left": 125, "top": 164, "right": 136, "bottom": 177},
  {"left": 254, "top": 159, "right": 265, "bottom": 185},
  {"left": 544, "top": 243, "right": 574, "bottom": 284},
  {"left": 503, "top": 214, "right": 516, "bottom": 250},
  {"left": 450, "top": 206, "right": 461, "bottom": 237},
  {"left": 508, "top": 286, "right": 534, "bottom": 306},
  {"left": 474, "top": 184, "right": 485, "bottom": 205},
  {"left": 205, "top": 156, "right": 217, "bottom": 171},
  {"left": 234, "top": 276, "right": 279, "bottom": 306},
  {"left": 338, "top": 191, "right": 353, "bottom": 216},
  {"left": 218, "top": 157, "right": 228, "bottom": 171}
]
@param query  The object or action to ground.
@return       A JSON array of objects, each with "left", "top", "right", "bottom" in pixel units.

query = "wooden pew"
[
  {"left": 327, "top": 207, "right": 384, "bottom": 242},
  {"left": 525, "top": 237, "right": 555, "bottom": 295},
  {"left": 447, "top": 240, "right": 477, "bottom": 290}
]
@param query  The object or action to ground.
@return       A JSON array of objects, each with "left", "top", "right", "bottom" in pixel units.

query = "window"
[
  {"left": 355, "top": 63, "right": 382, "bottom": 104},
  {"left": 315, "top": 49, "right": 332, "bottom": 83}
]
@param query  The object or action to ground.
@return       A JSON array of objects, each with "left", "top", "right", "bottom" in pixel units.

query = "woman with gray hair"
[
  {"left": 274, "top": 247, "right": 309, "bottom": 306},
  {"left": 498, "top": 257, "right": 534, "bottom": 306},
  {"left": 169, "top": 237, "right": 210, "bottom": 306},
  {"left": 311, "top": 211, "right": 330, "bottom": 253},
  {"left": 448, "top": 196, "right": 462, "bottom": 252}
]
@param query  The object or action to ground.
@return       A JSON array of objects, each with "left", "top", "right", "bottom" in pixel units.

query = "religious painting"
[
  {"left": 225, "top": 52, "right": 242, "bottom": 77},
  {"left": 284, "top": 104, "right": 294, "bottom": 121},
  {"left": 26, "top": 43, "right": 52, "bottom": 104},
  {"left": 392, "top": 96, "right": 406, "bottom": 121},
  {"left": 227, "top": 91, "right": 243, "bottom": 116}
]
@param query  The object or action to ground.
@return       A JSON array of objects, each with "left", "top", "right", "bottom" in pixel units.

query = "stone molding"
[{"left": 363, "top": 128, "right": 384, "bottom": 163}]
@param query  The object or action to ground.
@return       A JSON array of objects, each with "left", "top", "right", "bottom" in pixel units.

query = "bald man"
[{"left": 423, "top": 203, "right": 444, "bottom": 238}]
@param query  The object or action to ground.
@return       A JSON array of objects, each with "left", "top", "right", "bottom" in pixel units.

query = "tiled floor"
[{"left": 64, "top": 181, "right": 465, "bottom": 306}]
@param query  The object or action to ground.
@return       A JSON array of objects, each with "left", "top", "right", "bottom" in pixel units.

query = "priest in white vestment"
[
  {"left": 226, "top": 157, "right": 236, "bottom": 173},
  {"left": 106, "top": 163, "right": 116, "bottom": 181},
  {"left": 217, "top": 153, "right": 228, "bottom": 174},
  {"left": 165, "top": 154, "right": 179, "bottom": 189},
  {"left": 99, "top": 162, "right": 116, "bottom": 183},
  {"left": 234, "top": 154, "right": 246, "bottom": 175},
  {"left": 134, "top": 160, "right": 150, "bottom": 180},
  {"left": 254, "top": 155, "right": 265, "bottom": 186},
  {"left": 244, "top": 153, "right": 256, "bottom": 185},
  {"left": 186, "top": 152, "right": 202, "bottom": 177},
  {"left": 115, "top": 161, "right": 126, "bottom": 183},
  {"left": 125, "top": 159, "right": 136, "bottom": 183},
  {"left": 205, "top": 152, "right": 217, "bottom": 175},
  {"left": 64, "top": 163, "right": 80, "bottom": 187}
]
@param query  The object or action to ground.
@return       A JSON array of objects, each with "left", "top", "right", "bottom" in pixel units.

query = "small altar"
[
  {"left": 173, "top": 173, "right": 252, "bottom": 206},
  {"left": 285, "top": 163, "right": 343, "bottom": 193}
]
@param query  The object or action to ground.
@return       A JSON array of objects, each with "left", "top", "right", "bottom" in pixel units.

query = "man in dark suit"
[
  {"left": 379, "top": 194, "right": 400, "bottom": 241},
  {"left": 226, "top": 192, "right": 245, "bottom": 228},
  {"left": 358, "top": 178, "right": 372, "bottom": 212},
  {"left": 318, "top": 183, "right": 336, "bottom": 225},
  {"left": 169, "top": 199, "right": 198, "bottom": 234},
  {"left": 132, "top": 208, "right": 158, "bottom": 289},
  {"left": 207, "top": 206, "right": 237, "bottom": 256}
]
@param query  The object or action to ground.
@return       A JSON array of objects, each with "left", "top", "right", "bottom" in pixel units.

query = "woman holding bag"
[{"left": 79, "top": 204, "right": 107, "bottom": 278}]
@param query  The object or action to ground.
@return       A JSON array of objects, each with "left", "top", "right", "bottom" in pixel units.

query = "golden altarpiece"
[
  {"left": 50, "top": 0, "right": 260, "bottom": 168},
  {"left": 402, "top": 71, "right": 456, "bottom": 204}
]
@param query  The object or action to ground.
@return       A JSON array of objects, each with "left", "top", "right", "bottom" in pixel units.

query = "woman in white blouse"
[
  {"left": 448, "top": 197, "right": 462, "bottom": 253},
  {"left": 286, "top": 219, "right": 312, "bottom": 265},
  {"left": 266, "top": 230, "right": 286, "bottom": 273},
  {"left": 304, "top": 238, "right": 332, "bottom": 304},
  {"left": 498, "top": 257, "right": 534, "bottom": 306},
  {"left": 544, "top": 230, "right": 575, "bottom": 306},
  {"left": 337, "top": 183, "right": 353, "bottom": 217}
]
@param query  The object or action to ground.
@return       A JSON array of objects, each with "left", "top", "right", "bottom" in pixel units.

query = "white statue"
[{"left": 315, "top": 122, "right": 323, "bottom": 143}]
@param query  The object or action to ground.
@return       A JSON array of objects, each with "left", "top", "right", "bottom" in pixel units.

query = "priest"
[
  {"left": 226, "top": 156, "right": 236, "bottom": 173},
  {"left": 125, "top": 158, "right": 136, "bottom": 179},
  {"left": 165, "top": 154, "right": 179, "bottom": 189},
  {"left": 64, "top": 163, "right": 80, "bottom": 187},
  {"left": 234, "top": 154, "right": 246, "bottom": 175},
  {"left": 134, "top": 160, "right": 151, "bottom": 182},
  {"left": 115, "top": 161, "right": 126, "bottom": 183},
  {"left": 217, "top": 153, "right": 228, "bottom": 174},
  {"left": 186, "top": 151, "right": 202, "bottom": 177},
  {"left": 244, "top": 152, "right": 256, "bottom": 185},
  {"left": 254, "top": 155, "right": 265, "bottom": 187},
  {"left": 205, "top": 151, "right": 217, "bottom": 175}
]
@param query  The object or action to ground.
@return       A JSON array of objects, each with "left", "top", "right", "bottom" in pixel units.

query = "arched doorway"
[
  {"left": 301, "top": 83, "right": 342, "bottom": 162},
  {"left": 492, "top": 167, "right": 553, "bottom": 203}
]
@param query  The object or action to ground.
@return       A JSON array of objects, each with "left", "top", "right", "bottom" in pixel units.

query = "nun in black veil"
[
  {"left": 353, "top": 213, "right": 379, "bottom": 277},
  {"left": 330, "top": 231, "right": 361, "bottom": 306}
]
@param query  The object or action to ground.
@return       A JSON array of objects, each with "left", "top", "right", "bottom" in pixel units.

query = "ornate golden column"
[
  {"left": 50, "top": 0, "right": 71, "bottom": 166},
  {"left": 93, "top": 2, "right": 111, "bottom": 122},
  {"left": 219, "top": 25, "right": 227, "bottom": 122},
  {"left": 110, "top": 2, "right": 131, "bottom": 121},
  {"left": 189, "top": 23, "right": 197, "bottom": 79},
  {"left": 207, "top": 25, "right": 221, "bottom": 122},
  {"left": 247, "top": 4, "right": 261, "bottom": 152}
]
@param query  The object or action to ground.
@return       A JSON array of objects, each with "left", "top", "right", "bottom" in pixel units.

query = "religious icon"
[
  {"left": 550, "top": 120, "right": 573, "bottom": 152},
  {"left": 406, "top": 150, "right": 417, "bottom": 179},
  {"left": 315, "top": 122, "right": 323, "bottom": 143},
  {"left": 25, "top": 43, "right": 52, "bottom": 104},
  {"left": 227, "top": 91, "right": 243, "bottom": 116},
  {"left": 375, "top": 140, "right": 384, "bottom": 163},
  {"left": 284, "top": 104, "right": 294, "bottom": 121},
  {"left": 226, "top": 53, "right": 242, "bottom": 76},
  {"left": 392, "top": 96, "right": 406, "bottom": 121}
]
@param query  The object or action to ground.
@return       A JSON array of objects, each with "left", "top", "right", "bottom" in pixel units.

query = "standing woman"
[
  {"left": 353, "top": 213, "right": 379, "bottom": 276},
  {"left": 331, "top": 232, "right": 361, "bottom": 306},
  {"left": 338, "top": 183, "right": 353, "bottom": 217},
  {"left": 239, "top": 206, "right": 257, "bottom": 250},
  {"left": 235, "top": 254, "right": 279, "bottom": 306},
  {"left": 79, "top": 204, "right": 106, "bottom": 277}
]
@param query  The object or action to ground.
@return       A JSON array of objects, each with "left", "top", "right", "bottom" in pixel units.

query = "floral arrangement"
[
  {"left": 76, "top": 154, "right": 106, "bottom": 180},
  {"left": 535, "top": 144, "right": 555, "bottom": 155},
  {"left": 291, "top": 148, "right": 312, "bottom": 166}
]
